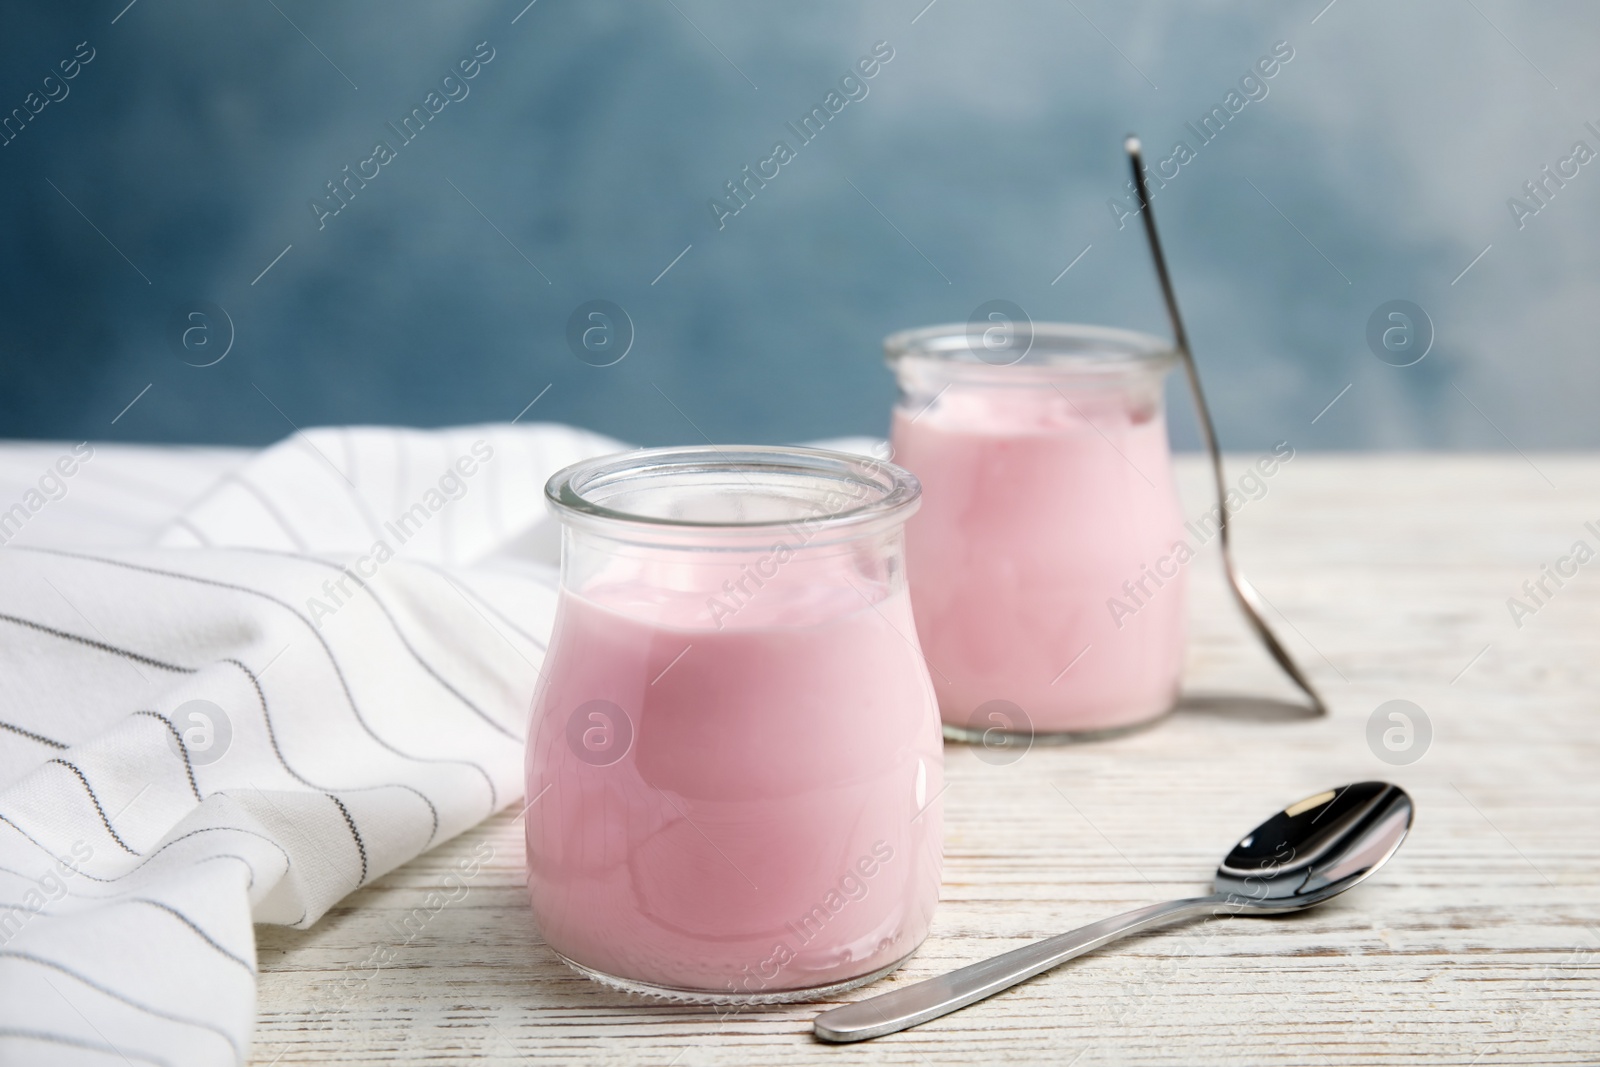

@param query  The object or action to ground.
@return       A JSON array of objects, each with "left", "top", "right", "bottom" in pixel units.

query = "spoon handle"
[{"left": 813, "top": 895, "right": 1229, "bottom": 1043}]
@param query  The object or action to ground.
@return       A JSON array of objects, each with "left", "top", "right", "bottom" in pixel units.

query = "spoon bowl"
[
  {"left": 1215, "top": 781, "right": 1413, "bottom": 910},
  {"left": 813, "top": 782, "right": 1413, "bottom": 1043}
]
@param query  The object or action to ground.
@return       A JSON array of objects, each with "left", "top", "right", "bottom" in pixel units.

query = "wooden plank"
[{"left": 250, "top": 455, "right": 1600, "bottom": 1065}]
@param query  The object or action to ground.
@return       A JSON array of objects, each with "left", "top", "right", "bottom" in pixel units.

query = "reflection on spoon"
[{"left": 813, "top": 782, "right": 1413, "bottom": 1043}]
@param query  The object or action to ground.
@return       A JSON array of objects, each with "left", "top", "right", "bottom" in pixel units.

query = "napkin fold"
[{"left": 0, "top": 423, "right": 622, "bottom": 1067}]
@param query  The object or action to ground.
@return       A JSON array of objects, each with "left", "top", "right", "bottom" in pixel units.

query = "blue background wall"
[{"left": 1, "top": 0, "right": 1596, "bottom": 451}]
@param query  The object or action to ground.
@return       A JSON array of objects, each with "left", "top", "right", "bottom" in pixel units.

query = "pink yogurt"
[{"left": 887, "top": 324, "right": 1188, "bottom": 736}]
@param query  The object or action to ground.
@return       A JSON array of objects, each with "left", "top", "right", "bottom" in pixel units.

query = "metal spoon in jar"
[
  {"left": 813, "top": 781, "right": 1412, "bottom": 1043},
  {"left": 1124, "top": 135, "right": 1328, "bottom": 717}
]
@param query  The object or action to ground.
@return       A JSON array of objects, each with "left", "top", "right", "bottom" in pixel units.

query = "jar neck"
[
  {"left": 893, "top": 356, "right": 1170, "bottom": 433},
  {"left": 560, "top": 522, "right": 910, "bottom": 632},
  {"left": 891, "top": 351, "right": 1174, "bottom": 388}
]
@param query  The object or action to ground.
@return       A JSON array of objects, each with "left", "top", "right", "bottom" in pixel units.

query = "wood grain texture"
[{"left": 250, "top": 455, "right": 1600, "bottom": 1065}]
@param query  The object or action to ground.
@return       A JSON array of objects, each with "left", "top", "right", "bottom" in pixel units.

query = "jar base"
[
  {"left": 942, "top": 701, "right": 1175, "bottom": 746},
  {"left": 551, "top": 944, "right": 924, "bottom": 1006}
]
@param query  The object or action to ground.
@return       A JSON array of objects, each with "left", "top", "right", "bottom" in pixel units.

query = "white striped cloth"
[{"left": 0, "top": 423, "right": 623, "bottom": 1067}]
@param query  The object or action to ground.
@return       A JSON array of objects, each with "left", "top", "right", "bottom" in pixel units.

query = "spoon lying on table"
[{"left": 813, "top": 781, "right": 1413, "bottom": 1043}]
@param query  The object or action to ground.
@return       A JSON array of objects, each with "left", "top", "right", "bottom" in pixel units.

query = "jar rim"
[
  {"left": 884, "top": 321, "right": 1178, "bottom": 378},
  {"left": 545, "top": 445, "right": 921, "bottom": 539}
]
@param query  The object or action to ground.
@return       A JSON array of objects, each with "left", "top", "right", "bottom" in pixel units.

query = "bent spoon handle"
[{"left": 813, "top": 895, "right": 1231, "bottom": 1043}]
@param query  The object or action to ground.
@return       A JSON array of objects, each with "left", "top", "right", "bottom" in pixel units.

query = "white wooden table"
[{"left": 250, "top": 455, "right": 1600, "bottom": 1065}]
